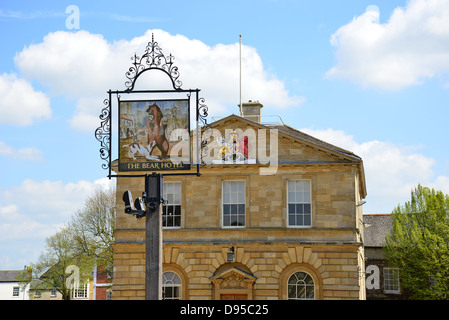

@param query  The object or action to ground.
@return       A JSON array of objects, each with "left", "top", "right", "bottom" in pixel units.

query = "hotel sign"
[{"left": 118, "top": 99, "right": 190, "bottom": 171}]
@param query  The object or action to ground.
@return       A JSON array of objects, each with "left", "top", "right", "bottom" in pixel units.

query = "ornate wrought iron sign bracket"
[
  {"left": 95, "top": 34, "right": 210, "bottom": 179},
  {"left": 125, "top": 34, "right": 182, "bottom": 92}
]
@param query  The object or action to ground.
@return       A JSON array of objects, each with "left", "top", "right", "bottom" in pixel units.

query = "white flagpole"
[{"left": 239, "top": 34, "right": 242, "bottom": 116}]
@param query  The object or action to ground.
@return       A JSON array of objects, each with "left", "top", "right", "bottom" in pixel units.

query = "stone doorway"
[{"left": 210, "top": 265, "right": 256, "bottom": 300}]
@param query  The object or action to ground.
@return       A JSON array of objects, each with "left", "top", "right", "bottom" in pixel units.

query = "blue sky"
[{"left": 1, "top": 0, "right": 449, "bottom": 269}]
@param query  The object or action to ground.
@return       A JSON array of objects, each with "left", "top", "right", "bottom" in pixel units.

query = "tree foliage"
[
  {"left": 69, "top": 188, "right": 116, "bottom": 274},
  {"left": 29, "top": 228, "right": 92, "bottom": 300},
  {"left": 17, "top": 187, "right": 116, "bottom": 300},
  {"left": 384, "top": 184, "right": 449, "bottom": 299}
]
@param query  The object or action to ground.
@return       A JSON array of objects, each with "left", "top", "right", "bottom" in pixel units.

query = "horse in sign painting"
[{"left": 146, "top": 103, "right": 170, "bottom": 159}]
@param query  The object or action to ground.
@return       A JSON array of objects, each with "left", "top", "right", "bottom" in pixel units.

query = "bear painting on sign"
[{"left": 119, "top": 99, "right": 190, "bottom": 171}]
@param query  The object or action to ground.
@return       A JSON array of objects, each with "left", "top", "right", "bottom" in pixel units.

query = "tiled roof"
[
  {"left": 0, "top": 270, "right": 22, "bottom": 282},
  {"left": 363, "top": 214, "right": 392, "bottom": 247}
]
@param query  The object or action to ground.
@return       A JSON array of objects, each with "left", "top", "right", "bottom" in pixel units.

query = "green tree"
[
  {"left": 20, "top": 228, "right": 92, "bottom": 300},
  {"left": 69, "top": 187, "right": 116, "bottom": 276},
  {"left": 17, "top": 187, "right": 116, "bottom": 299},
  {"left": 384, "top": 184, "right": 449, "bottom": 299}
]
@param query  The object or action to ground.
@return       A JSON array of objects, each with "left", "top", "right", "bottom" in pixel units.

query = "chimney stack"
[{"left": 240, "top": 100, "right": 263, "bottom": 123}]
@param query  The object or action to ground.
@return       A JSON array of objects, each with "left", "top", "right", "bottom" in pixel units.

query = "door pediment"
[{"left": 210, "top": 266, "right": 256, "bottom": 300}]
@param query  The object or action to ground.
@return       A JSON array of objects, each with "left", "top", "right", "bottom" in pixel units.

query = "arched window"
[
  {"left": 162, "top": 271, "right": 182, "bottom": 300},
  {"left": 287, "top": 271, "right": 315, "bottom": 300}
]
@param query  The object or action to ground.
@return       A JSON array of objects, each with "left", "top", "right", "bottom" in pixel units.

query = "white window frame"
[
  {"left": 222, "top": 180, "right": 246, "bottom": 228},
  {"left": 72, "top": 283, "right": 89, "bottom": 299},
  {"left": 287, "top": 271, "right": 315, "bottom": 300},
  {"left": 162, "top": 271, "right": 182, "bottom": 300},
  {"left": 384, "top": 267, "right": 400, "bottom": 294},
  {"left": 162, "top": 182, "right": 182, "bottom": 229},
  {"left": 12, "top": 286, "right": 19, "bottom": 297},
  {"left": 287, "top": 179, "right": 312, "bottom": 228}
]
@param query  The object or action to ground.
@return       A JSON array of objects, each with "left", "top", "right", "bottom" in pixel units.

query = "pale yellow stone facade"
[{"left": 112, "top": 112, "right": 367, "bottom": 300}]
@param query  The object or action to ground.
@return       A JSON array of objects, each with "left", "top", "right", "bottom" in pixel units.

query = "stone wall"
[
  {"left": 112, "top": 165, "right": 365, "bottom": 300},
  {"left": 112, "top": 242, "right": 363, "bottom": 300}
]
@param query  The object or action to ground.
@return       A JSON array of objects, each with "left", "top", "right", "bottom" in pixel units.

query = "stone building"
[
  {"left": 112, "top": 101, "right": 368, "bottom": 300},
  {"left": 364, "top": 214, "right": 408, "bottom": 299}
]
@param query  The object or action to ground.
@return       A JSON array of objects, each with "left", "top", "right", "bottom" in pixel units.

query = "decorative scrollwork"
[
  {"left": 125, "top": 34, "right": 182, "bottom": 91},
  {"left": 197, "top": 97, "right": 209, "bottom": 125},
  {"left": 94, "top": 98, "right": 111, "bottom": 170},
  {"left": 198, "top": 97, "right": 213, "bottom": 165}
]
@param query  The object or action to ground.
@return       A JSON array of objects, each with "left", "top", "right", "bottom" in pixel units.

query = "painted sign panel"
[{"left": 119, "top": 99, "right": 190, "bottom": 171}]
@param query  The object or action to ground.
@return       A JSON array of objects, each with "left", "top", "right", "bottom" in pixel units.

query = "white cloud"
[
  {"left": 0, "top": 218, "right": 55, "bottom": 242},
  {"left": 0, "top": 73, "right": 51, "bottom": 126},
  {"left": 0, "top": 204, "right": 20, "bottom": 220},
  {"left": 430, "top": 175, "right": 449, "bottom": 196},
  {"left": 0, "top": 141, "right": 43, "bottom": 161},
  {"left": 15, "top": 31, "right": 123, "bottom": 97},
  {"left": 68, "top": 97, "right": 106, "bottom": 132},
  {"left": 1, "top": 177, "right": 113, "bottom": 218},
  {"left": 0, "top": 177, "right": 115, "bottom": 267},
  {"left": 301, "top": 128, "right": 445, "bottom": 212},
  {"left": 0, "top": 177, "right": 114, "bottom": 234},
  {"left": 326, "top": 0, "right": 449, "bottom": 90},
  {"left": 14, "top": 29, "right": 303, "bottom": 132}
]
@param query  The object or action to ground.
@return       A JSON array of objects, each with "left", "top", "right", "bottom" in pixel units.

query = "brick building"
[
  {"left": 93, "top": 265, "right": 113, "bottom": 300},
  {"left": 111, "top": 101, "right": 367, "bottom": 300}
]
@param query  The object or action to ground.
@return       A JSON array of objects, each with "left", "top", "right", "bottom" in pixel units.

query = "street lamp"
[{"left": 227, "top": 247, "right": 235, "bottom": 262}]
